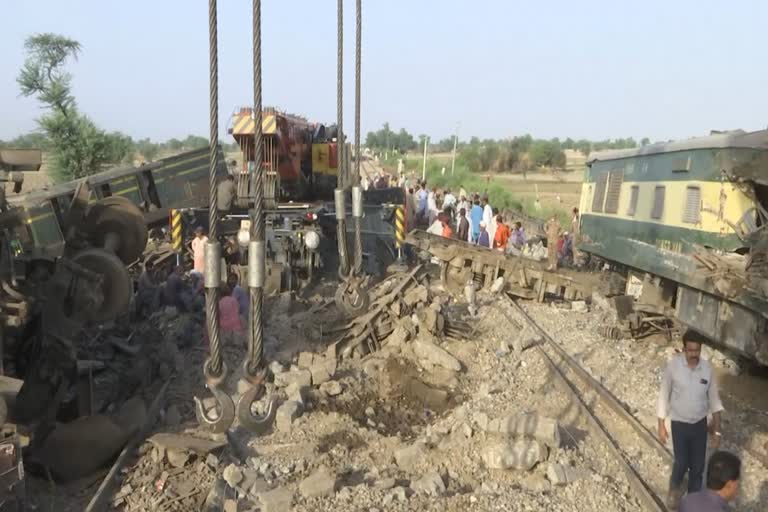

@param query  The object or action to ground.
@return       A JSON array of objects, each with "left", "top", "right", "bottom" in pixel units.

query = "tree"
[
  {"left": 17, "top": 33, "right": 131, "bottom": 182},
  {"left": 395, "top": 129, "right": 415, "bottom": 152},
  {"left": 182, "top": 135, "right": 208, "bottom": 149},
  {"left": 574, "top": 139, "right": 592, "bottom": 155},
  {"left": 641, "top": 137, "right": 651, "bottom": 146},
  {"left": 437, "top": 137, "right": 454, "bottom": 152},
  {"left": 529, "top": 140, "right": 565, "bottom": 168},
  {"left": 167, "top": 138, "right": 183, "bottom": 151},
  {"left": 135, "top": 137, "right": 160, "bottom": 161}
]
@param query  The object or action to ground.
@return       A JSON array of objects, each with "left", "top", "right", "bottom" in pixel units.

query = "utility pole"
[
  {"left": 450, "top": 122, "right": 459, "bottom": 175},
  {"left": 421, "top": 136, "right": 429, "bottom": 182}
]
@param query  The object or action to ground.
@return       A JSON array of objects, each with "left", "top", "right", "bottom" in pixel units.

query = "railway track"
[{"left": 503, "top": 294, "right": 674, "bottom": 511}]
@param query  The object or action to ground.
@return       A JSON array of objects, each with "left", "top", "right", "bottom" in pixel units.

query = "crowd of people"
[
  {"left": 134, "top": 226, "right": 251, "bottom": 347},
  {"left": 400, "top": 176, "right": 582, "bottom": 270}
]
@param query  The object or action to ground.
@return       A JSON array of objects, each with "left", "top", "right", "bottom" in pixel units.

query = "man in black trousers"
[{"left": 657, "top": 329, "right": 724, "bottom": 509}]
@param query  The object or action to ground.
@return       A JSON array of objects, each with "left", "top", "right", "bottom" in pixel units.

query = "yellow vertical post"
[
  {"left": 395, "top": 205, "right": 405, "bottom": 256},
  {"left": 170, "top": 209, "right": 183, "bottom": 264}
]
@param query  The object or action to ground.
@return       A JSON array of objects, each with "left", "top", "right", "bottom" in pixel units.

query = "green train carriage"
[
  {"left": 578, "top": 129, "right": 768, "bottom": 365},
  {"left": 8, "top": 147, "right": 227, "bottom": 259}
]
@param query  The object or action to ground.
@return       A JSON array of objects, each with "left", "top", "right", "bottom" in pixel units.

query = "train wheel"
[
  {"left": 71, "top": 248, "right": 132, "bottom": 322},
  {"left": 264, "top": 172, "right": 279, "bottom": 210},
  {"left": 84, "top": 196, "right": 148, "bottom": 264}
]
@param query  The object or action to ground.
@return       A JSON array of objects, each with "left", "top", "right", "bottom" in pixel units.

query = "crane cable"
[
  {"left": 194, "top": 0, "right": 235, "bottom": 434},
  {"left": 247, "top": 0, "right": 265, "bottom": 377},
  {"left": 352, "top": 0, "right": 363, "bottom": 276},
  {"left": 205, "top": 0, "right": 222, "bottom": 379},
  {"left": 335, "top": 0, "right": 350, "bottom": 278}
]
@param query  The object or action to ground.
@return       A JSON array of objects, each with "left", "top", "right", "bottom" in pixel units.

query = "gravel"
[{"left": 76, "top": 275, "right": 768, "bottom": 511}]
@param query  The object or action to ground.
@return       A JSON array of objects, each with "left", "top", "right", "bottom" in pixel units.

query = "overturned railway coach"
[{"left": 579, "top": 129, "right": 768, "bottom": 365}]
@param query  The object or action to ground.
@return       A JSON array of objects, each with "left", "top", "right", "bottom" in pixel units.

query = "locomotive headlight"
[
  {"left": 304, "top": 230, "right": 320, "bottom": 250},
  {"left": 237, "top": 228, "right": 251, "bottom": 247}
]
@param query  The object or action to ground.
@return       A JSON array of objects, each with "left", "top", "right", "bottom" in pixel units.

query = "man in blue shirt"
[
  {"left": 469, "top": 199, "right": 484, "bottom": 242},
  {"left": 679, "top": 451, "right": 740, "bottom": 512}
]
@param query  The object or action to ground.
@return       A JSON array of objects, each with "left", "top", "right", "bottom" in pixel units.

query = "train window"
[
  {"left": 651, "top": 186, "right": 665, "bottom": 219},
  {"left": 683, "top": 186, "right": 701, "bottom": 224},
  {"left": 672, "top": 156, "right": 691, "bottom": 172},
  {"left": 591, "top": 172, "right": 609, "bottom": 213},
  {"left": 627, "top": 185, "right": 639, "bottom": 216},
  {"left": 604, "top": 170, "right": 624, "bottom": 214}
]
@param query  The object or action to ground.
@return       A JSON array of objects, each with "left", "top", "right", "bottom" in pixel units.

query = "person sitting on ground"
[
  {"left": 493, "top": 215, "right": 511, "bottom": 251},
  {"left": 218, "top": 284, "right": 245, "bottom": 345},
  {"left": 457, "top": 208, "right": 471, "bottom": 243},
  {"left": 161, "top": 265, "right": 188, "bottom": 312},
  {"left": 510, "top": 221, "right": 526, "bottom": 248},
  {"left": 470, "top": 199, "right": 484, "bottom": 242},
  {"left": 679, "top": 451, "right": 740, "bottom": 512},
  {"left": 477, "top": 221, "right": 490, "bottom": 248},
  {"left": 228, "top": 273, "right": 249, "bottom": 318},
  {"left": 202, "top": 284, "right": 244, "bottom": 346},
  {"left": 135, "top": 260, "right": 159, "bottom": 318}
]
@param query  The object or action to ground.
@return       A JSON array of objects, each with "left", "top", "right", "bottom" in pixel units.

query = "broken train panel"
[
  {"left": 405, "top": 230, "right": 592, "bottom": 302},
  {"left": 579, "top": 129, "right": 768, "bottom": 364}
]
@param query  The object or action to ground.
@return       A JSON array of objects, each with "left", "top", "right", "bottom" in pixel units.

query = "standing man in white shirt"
[
  {"left": 481, "top": 197, "right": 494, "bottom": 242},
  {"left": 657, "top": 330, "right": 724, "bottom": 509}
]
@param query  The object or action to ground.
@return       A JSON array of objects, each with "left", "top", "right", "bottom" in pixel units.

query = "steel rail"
[{"left": 505, "top": 295, "right": 670, "bottom": 512}]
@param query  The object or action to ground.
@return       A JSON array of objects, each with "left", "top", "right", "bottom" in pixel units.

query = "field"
[{"left": 381, "top": 150, "right": 585, "bottom": 223}]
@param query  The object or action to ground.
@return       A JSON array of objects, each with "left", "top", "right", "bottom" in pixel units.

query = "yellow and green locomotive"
[{"left": 579, "top": 129, "right": 768, "bottom": 365}]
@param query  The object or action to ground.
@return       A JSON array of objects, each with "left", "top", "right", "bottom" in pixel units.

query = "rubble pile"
[
  {"left": 98, "top": 275, "right": 646, "bottom": 512},
  {"left": 27, "top": 265, "right": 768, "bottom": 511}
]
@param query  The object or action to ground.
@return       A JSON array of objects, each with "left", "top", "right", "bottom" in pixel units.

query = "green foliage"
[
  {"left": 39, "top": 111, "right": 132, "bottom": 181},
  {"left": 365, "top": 123, "right": 418, "bottom": 153},
  {"left": 529, "top": 140, "right": 564, "bottom": 167},
  {"left": 182, "top": 135, "right": 209, "bottom": 149},
  {"left": 436, "top": 137, "right": 455, "bottom": 152},
  {"left": 0, "top": 132, "right": 51, "bottom": 150},
  {"left": 135, "top": 137, "right": 160, "bottom": 161},
  {"left": 17, "top": 33, "right": 133, "bottom": 182}
]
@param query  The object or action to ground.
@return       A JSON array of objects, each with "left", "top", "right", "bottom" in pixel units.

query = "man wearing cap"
[
  {"left": 657, "top": 329, "right": 724, "bottom": 509},
  {"left": 477, "top": 221, "right": 490, "bottom": 248}
]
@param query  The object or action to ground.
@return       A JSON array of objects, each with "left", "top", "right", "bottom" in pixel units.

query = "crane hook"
[
  {"left": 236, "top": 386, "right": 277, "bottom": 434},
  {"left": 335, "top": 274, "right": 370, "bottom": 316},
  {"left": 193, "top": 360, "right": 235, "bottom": 433}
]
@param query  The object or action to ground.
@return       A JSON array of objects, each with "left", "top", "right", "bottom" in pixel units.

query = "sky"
[{"left": 2, "top": 0, "right": 767, "bottom": 144}]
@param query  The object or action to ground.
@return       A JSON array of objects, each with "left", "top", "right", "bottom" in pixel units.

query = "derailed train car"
[
  {"left": 1, "top": 148, "right": 227, "bottom": 431},
  {"left": 579, "top": 129, "right": 768, "bottom": 365}
]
